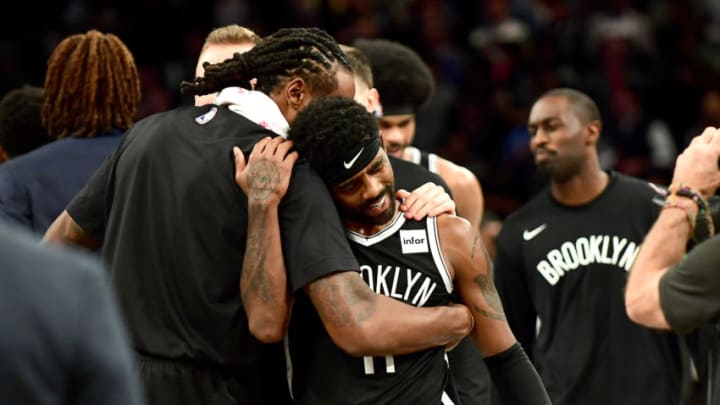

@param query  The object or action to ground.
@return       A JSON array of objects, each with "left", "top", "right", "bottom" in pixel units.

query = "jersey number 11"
[{"left": 363, "top": 355, "right": 396, "bottom": 374}]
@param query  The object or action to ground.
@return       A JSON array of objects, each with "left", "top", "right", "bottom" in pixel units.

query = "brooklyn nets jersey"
[
  {"left": 405, "top": 145, "right": 491, "bottom": 405},
  {"left": 494, "top": 171, "right": 684, "bottom": 405},
  {"left": 286, "top": 213, "right": 459, "bottom": 405}
]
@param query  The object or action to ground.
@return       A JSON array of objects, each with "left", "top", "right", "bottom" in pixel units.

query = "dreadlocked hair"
[
  {"left": 43, "top": 30, "right": 141, "bottom": 139},
  {"left": 288, "top": 96, "right": 377, "bottom": 181},
  {"left": 180, "top": 27, "right": 351, "bottom": 98}
]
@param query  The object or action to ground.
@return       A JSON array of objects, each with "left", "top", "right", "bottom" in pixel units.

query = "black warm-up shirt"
[{"left": 67, "top": 105, "right": 358, "bottom": 371}]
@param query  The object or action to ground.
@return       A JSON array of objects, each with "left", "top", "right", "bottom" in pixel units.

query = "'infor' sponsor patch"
[{"left": 400, "top": 229, "right": 428, "bottom": 254}]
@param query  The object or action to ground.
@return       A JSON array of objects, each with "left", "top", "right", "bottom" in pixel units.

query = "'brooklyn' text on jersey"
[{"left": 535, "top": 234, "right": 640, "bottom": 285}]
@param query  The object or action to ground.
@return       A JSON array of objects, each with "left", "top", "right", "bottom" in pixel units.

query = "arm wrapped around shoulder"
[{"left": 485, "top": 343, "right": 551, "bottom": 405}]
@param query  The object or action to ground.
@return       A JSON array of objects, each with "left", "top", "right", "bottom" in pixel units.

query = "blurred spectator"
[
  {"left": 0, "top": 29, "right": 141, "bottom": 235},
  {"left": 684, "top": 88, "right": 720, "bottom": 147},
  {"left": 0, "top": 220, "right": 144, "bottom": 405},
  {"left": 0, "top": 84, "right": 53, "bottom": 163}
]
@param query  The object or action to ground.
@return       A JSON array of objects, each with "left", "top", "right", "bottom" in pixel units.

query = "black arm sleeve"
[{"left": 485, "top": 343, "right": 551, "bottom": 405}]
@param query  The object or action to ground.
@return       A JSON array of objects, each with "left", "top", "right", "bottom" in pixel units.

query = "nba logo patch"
[
  {"left": 400, "top": 229, "right": 428, "bottom": 254},
  {"left": 195, "top": 106, "right": 217, "bottom": 125}
]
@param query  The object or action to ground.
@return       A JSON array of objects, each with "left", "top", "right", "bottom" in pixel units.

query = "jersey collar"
[{"left": 215, "top": 87, "right": 289, "bottom": 138}]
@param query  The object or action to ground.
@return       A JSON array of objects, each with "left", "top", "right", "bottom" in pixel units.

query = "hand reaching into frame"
[
  {"left": 397, "top": 182, "right": 456, "bottom": 220},
  {"left": 672, "top": 126, "right": 720, "bottom": 199},
  {"left": 234, "top": 137, "right": 299, "bottom": 206}
]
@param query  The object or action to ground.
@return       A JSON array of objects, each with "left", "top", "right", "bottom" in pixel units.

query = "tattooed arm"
[
  {"left": 440, "top": 215, "right": 551, "bottom": 403},
  {"left": 437, "top": 215, "right": 515, "bottom": 356},
  {"left": 233, "top": 137, "right": 296, "bottom": 343},
  {"left": 43, "top": 210, "right": 102, "bottom": 251},
  {"left": 438, "top": 215, "right": 550, "bottom": 404},
  {"left": 305, "top": 271, "right": 474, "bottom": 357}
]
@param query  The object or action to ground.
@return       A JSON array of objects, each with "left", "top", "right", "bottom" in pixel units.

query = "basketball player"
[
  {"left": 493, "top": 88, "right": 686, "bottom": 404},
  {"left": 236, "top": 96, "right": 550, "bottom": 404},
  {"left": 44, "top": 28, "right": 474, "bottom": 405},
  {"left": 342, "top": 42, "right": 492, "bottom": 404}
]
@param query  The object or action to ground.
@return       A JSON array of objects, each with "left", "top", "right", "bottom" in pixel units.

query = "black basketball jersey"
[
  {"left": 286, "top": 213, "right": 460, "bottom": 405},
  {"left": 405, "top": 146, "right": 492, "bottom": 405},
  {"left": 405, "top": 146, "right": 438, "bottom": 173},
  {"left": 389, "top": 154, "right": 451, "bottom": 196}
]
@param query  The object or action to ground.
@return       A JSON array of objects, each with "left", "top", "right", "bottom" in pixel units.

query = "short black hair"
[
  {"left": 288, "top": 96, "right": 379, "bottom": 184},
  {"left": 352, "top": 38, "right": 434, "bottom": 115},
  {"left": 0, "top": 85, "right": 52, "bottom": 158},
  {"left": 541, "top": 88, "right": 602, "bottom": 127}
]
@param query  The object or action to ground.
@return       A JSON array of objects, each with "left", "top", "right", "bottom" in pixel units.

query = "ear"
[
  {"left": 367, "top": 88, "right": 382, "bottom": 117},
  {"left": 585, "top": 120, "right": 601, "bottom": 146},
  {"left": 372, "top": 89, "right": 384, "bottom": 117},
  {"left": 285, "top": 77, "right": 307, "bottom": 112}
]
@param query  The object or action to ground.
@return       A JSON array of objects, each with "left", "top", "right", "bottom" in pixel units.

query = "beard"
[
  {"left": 536, "top": 156, "right": 583, "bottom": 183},
  {"left": 338, "top": 185, "right": 397, "bottom": 227}
]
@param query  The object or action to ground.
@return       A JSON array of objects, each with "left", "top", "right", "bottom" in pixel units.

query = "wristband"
[{"left": 668, "top": 183, "right": 715, "bottom": 241}]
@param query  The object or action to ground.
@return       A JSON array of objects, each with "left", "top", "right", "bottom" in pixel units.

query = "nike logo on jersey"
[
  {"left": 344, "top": 147, "right": 364, "bottom": 169},
  {"left": 523, "top": 224, "right": 547, "bottom": 241}
]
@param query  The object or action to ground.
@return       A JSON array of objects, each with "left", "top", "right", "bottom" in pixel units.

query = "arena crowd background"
[{"left": 2, "top": 0, "right": 720, "bottom": 216}]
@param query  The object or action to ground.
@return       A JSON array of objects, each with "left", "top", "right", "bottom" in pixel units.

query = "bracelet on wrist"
[{"left": 667, "top": 183, "right": 715, "bottom": 241}]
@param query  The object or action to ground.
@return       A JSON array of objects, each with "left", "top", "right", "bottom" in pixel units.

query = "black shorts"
[{"left": 136, "top": 354, "right": 263, "bottom": 405}]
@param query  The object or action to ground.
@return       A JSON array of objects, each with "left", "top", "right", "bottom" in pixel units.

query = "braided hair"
[
  {"left": 181, "top": 27, "right": 351, "bottom": 98},
  {"left": 43, "top": 30, "right": 141, "bottom": 139}
]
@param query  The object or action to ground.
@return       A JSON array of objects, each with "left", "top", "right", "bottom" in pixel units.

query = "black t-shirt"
[
  {"left": 67, "top": 105, "right": 358, "bottom": 370},
  {"left": 494, "top": 171, "right": 684, "bottom": 405},
  {"left": 660, "top": 234, "right": 720, "bottom": 404},
  {"left": 389, "top": 155, "right": 451, "bottom": 197}
]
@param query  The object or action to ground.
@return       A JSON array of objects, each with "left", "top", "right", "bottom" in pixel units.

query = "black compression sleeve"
[{"left": 485, "top": 343, "right": 551, "bottom": 405}]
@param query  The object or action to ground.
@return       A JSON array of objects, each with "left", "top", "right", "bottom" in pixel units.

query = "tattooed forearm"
[
  {"left": 309, "top": 274, "right": 376, "bottom": 327},
  {"left": 241, "top": 212, "right": 273, "bottom": 305},
  {"left": 473, "top": 273, "right": 506, "bottom": 321}
]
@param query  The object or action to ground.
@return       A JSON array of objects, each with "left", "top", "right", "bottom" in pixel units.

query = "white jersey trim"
[
  {"left": 406, "top": 146, "right": 422, "bottom": 165},
  {"left": 427, "top": 217, "right": 453, "bottom": 293},
  {"left": 427, "top": 152, "right": 439, "bottom": 174},
  {"left": 345, "top": 211, "right": 406, "bottom": 246},
  {"left": 405, "top": 146, "right": 439, "bottom": 174},
  {"left": 284, "top": 335, "right": 294, "bottom": 400}
]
